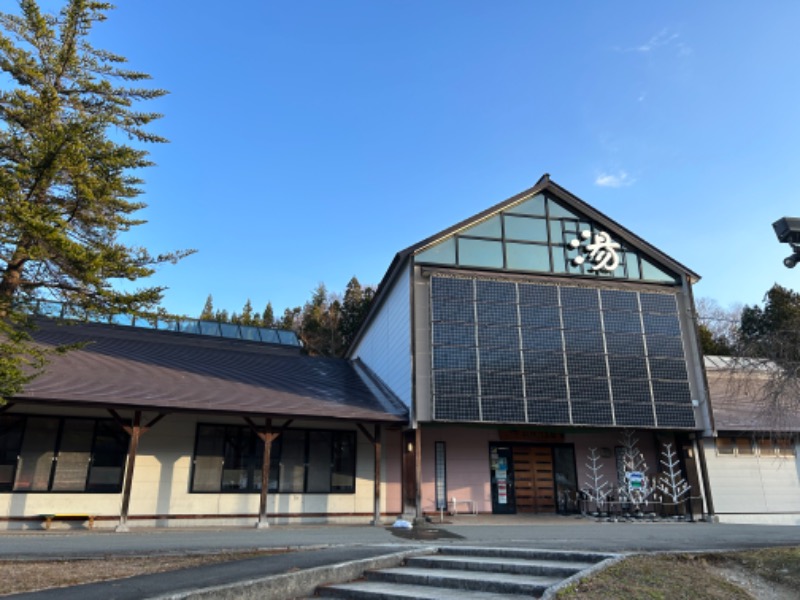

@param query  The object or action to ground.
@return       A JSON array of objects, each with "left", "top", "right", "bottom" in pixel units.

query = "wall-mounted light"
[{"left": 406, "top": 442, "right": 414, "bottom": 453}]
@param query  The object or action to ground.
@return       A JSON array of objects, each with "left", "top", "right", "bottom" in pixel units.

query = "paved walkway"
[
  {"left": 2, "top": 515, "right": 800, "bottom": 558},
  {"left": 1, "top": 516, "right": 799, "bottom": 598}
]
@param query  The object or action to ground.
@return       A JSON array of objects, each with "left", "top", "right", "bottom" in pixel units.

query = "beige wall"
[
  {"left": 703, "top": 438, "right": 800, "bottom": 525},
  {"left": 0, "top": 405, "right": 401, "bottom": 530}
]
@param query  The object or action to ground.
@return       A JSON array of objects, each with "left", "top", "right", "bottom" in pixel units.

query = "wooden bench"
[{"left": 40, "top": 514, "right": 95, "bottom": 530}]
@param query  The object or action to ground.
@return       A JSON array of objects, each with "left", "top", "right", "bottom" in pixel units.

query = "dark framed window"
[
  {"left": 190, "top": 425, "right": 356, "bottom": 494},
  {"left": 415, "top": 192, "right": 680, "bottom": 284},
  {"left": 0, "top": 415, "right": 128, "bottom": 493},
  {"left": 434, "top": 442, "right": 447, "bottom": 510}
]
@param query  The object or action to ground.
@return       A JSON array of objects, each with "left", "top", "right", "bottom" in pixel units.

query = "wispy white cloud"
[
  {"left": 618, "top": 28, "right": 691, "bottom": 56},
  {"left": 633, "top": 28, "right": 678, "bottom": 53},
  {"left": 595, "top": 171, "right": 635, "bottom": 188}
]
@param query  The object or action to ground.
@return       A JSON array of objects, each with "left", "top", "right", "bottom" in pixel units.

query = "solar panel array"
[{"left": 430, "top": 276, "right": 696, "bottom": 428}]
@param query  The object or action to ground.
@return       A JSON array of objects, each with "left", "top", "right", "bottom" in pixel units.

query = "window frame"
[
  {"left": 0, "top": 414, "right": 128, "bottom": 494},
  {"left": 190, "top": 424, "right": 357, "bottom": 495}
]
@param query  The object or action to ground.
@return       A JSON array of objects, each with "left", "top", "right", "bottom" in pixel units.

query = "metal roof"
[
  {"left": 704, "top": 355, "right": 800, "bottom": 432},
  {"left": 17, "top": 320, "right": 407, "bottom": 423}
]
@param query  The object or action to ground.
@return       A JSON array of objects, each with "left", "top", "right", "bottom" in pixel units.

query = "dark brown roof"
[
  {"left": 17, "top": 320, "right": 407, "bottom": 423},
  {"left": 705, "top": 357, "right": 800, "bottom": 432},
  {"left": 347, "top": 174, "right": 700, "bottom": 357}
]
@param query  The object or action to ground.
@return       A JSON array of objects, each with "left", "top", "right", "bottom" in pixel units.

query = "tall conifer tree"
[
  {"left": 0, "top": 1, "right": 192, "bottom": 399},
  {"left": 262, "top": 301, "right": 274, "bottom": 328},
  {"left": 199, "top": 295, "right": 215, "bottom": 321}
]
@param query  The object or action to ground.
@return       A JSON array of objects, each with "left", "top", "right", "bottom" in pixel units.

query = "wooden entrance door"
[{"left": 512, "top": 446, "right": 556, "bottom": 513}]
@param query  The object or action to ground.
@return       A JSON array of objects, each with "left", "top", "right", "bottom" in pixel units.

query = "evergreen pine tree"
[
  {"left": 240, "top": 299, "right": 254, "bottom": 326},
  {"left": 280, "top": 307, "right": 301, "bottom": 331},
  {"left": 199, "top": 295, "right": 215, "bottom": 321},
  {"left": 0, "top": 1, "right": 192, "bottom": 399},
  {"left": 339, "top": 276, "right": 374, "bottom": 350},
  {"left": 262, "top": 302, "right": 274, "bottom": 328}
]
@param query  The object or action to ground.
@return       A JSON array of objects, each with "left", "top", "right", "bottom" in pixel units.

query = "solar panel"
[
  {"left": 528, "top": 400, "right": 571, "bottom": 423},
  {"left": 560, "top": 287, "right": 599, "bottom": 310},
  {"left": 429, "top": 275, "right": 696, "bottom": 429},
  {"left": 433, "top": 370, "right": 478, "bottom": 397},
  {"left": 432, "top": 300, "right": 474, "bottom": 323},
  {"left": 640, "top": 293, "right": 677, "bottom": 313},
  {"left": 481, "top": 396, "right": 526, "bottom": 422},
  {"left": 480, "top": 371, "right": 524, "bottom": 398},
  {"left": 524, "top": 375, "right": 568, "bottom": 399},
  {"left": 477, "top": 325, "right": 520, "bottom": 348},
  {"left": 476, "top": 302, "right": 518, "bottom": 326},
  {"left": 434, "top": 396, "right": 480, "bottom": 420},
  {"left": 522, "top": 350, "right": 566, "bottom": 374},
  {"left": 518, "top": 305, "right": 561, "bottom": 328},
  {"left": 476, "top": 279, "right": 516, "bottom": 304},
  {"left": 479, "top": 348, "right": 522, "bottom": 371},
  {"left": 601, "top": 289, "right": 639, "bottom": 312},
  {"left": 615, "top": 404, "right": 656, "bottom": 427},
  {"left": 518, "top": 283, "right": 559, "bottom": 306},
  {"left": 565, "top": 353, "right": 609, "bottom": 378}
]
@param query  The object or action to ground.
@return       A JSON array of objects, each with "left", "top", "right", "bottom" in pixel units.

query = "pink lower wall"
[
  {"left": 420, "top": 425, "right": 498, "bottom": 513},
  {"left": 383, "top": 428, "right": 402, "bottom": 515},
  {"left": 416, "top": 425, "right": 665, "bottom": 514}
]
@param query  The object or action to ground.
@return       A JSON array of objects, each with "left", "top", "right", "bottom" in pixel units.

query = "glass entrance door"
[{"left": 489, "top": 445, "right": 516, "bottom": 514}]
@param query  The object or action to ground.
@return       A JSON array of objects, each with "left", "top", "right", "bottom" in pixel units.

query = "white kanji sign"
[{"left": 569, "top": 229, "right": 621, "bottom": 272}]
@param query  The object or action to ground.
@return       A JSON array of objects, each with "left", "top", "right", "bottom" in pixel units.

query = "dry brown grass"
[
  {"left": 5, "top": 546, "right": 800, "bottom": 598},
  {"left": 556, "top": 547, "right": 800, "bottom": 600},
  {"left": 0, "top": 549, "right": 286, "bottom": 595}
]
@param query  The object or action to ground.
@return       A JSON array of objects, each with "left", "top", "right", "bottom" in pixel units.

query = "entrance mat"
[{"left": 388, "top": 527, "right": 465, "bottom": 541}]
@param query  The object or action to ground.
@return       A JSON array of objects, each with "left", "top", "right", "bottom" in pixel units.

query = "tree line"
[
  {"left": 697, "top": 283, "right": 800, "bottom": 431},
  {"left": 198, "top": 277, "right": 375, "bottom": 358},
  {"left": 697, "top": 283, "right": 800, "bottom": 364}
]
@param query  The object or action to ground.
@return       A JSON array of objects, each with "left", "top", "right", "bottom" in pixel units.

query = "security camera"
[
  {"left": 773, "top": 217, "right": 800, "bottom": 244},
  {"left": 773, "top": 217, "right": 800, "bottom": 269}
]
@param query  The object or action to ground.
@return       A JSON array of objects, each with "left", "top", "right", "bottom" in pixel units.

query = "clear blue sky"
[{"left": 26, "top": 1, "right": 800, "bottom": 318}]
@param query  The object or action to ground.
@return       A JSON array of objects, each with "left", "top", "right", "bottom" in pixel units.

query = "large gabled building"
[
  {"left": 1, "top": 175, "right": 722, "bottom": 530},
  {"left": 349, "top": 174, "right": 714, "bottom": 518}
]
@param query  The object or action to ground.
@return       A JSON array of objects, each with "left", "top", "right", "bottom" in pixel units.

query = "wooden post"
[
  {"left": 373, "top": 424, "right": 382, "bottom": 526},
  {"left": 108, "top": 411, "right": 166, "bottom": 533},
  {"left": 116, "top": 410, "right": 141, "bottom": 533},
  {"left": 414, "top": 426, "right": 423, "bottom": 523},
  {"left": 257, "top": 417, "right": 273, "bottom": 529},
  {"left": 245, "top": 417, "right": 289, "bottom": 529}
]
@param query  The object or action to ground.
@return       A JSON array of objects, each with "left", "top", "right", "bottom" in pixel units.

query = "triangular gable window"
[{"left": 415, "top": 192, "right": 680, "bottom": 284}]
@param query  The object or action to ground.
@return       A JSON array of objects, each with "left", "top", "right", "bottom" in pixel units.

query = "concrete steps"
[{"left": 317, "top": 546, "right": 615, "bottom": 599}]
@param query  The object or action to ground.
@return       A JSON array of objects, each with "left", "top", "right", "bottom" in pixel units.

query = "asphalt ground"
[{"left": 2, "top": 516, "right": 800, "bottom": 598}]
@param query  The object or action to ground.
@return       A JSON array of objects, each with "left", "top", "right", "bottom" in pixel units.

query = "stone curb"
[
  {"left": 540, "top": 553, "right": 627, "bottom": 600},
  {"left": 148, "top": 546, "right": 435, "bottom": 600}
]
